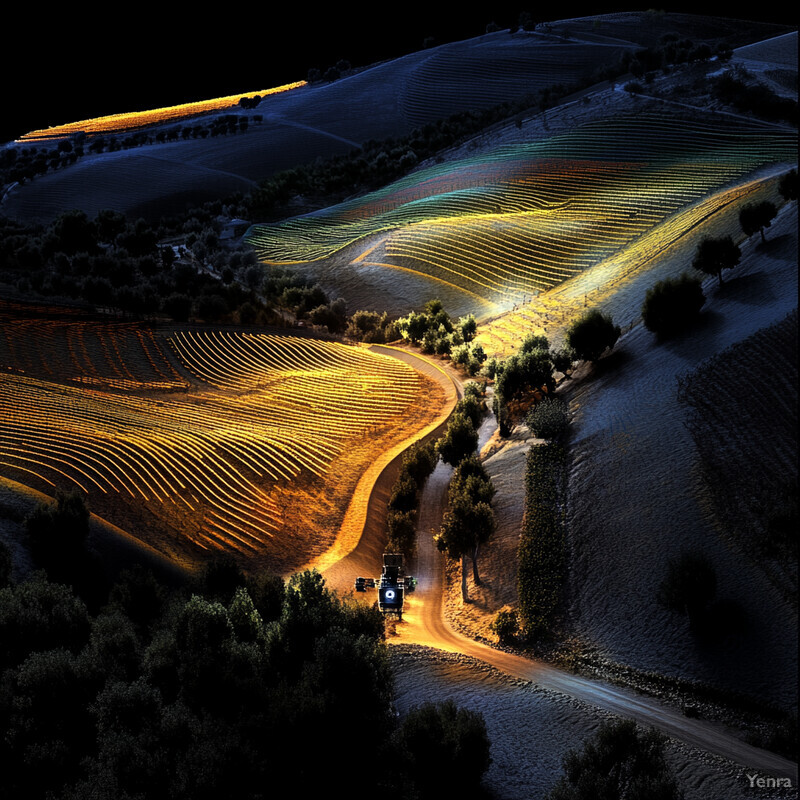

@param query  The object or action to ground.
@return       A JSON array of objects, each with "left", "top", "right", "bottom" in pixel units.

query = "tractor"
[{"left": 354, "top": 553, "right": 416, "bottom": 620}]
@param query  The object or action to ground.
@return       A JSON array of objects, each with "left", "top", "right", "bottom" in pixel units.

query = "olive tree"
[
  {"left": 641, "top": 273, "right": 705, "bottom": 337},
  {"left": 739, "top": 200, "right": 777, "bottom": 243},
  {"left": 692, "top": 236, "right": 741, "bottom": 287},
  {"left": 565, "top": 309, "right": 621, "bottom": 363}
]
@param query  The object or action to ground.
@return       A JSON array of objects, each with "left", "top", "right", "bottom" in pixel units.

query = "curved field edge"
[
  {"left": 436, "top": 191, "right": 798, "bottom": 711},
  {"left": 0, "top": 327, "right": 449, "bottom": 575},
  {"left": 244, "top": 112, "right": 794, "bottom": 314},
  {"left": 16, "top": 82, "right": 308, "bottom": 141},
  {"left": 301, "top": 346, "right": 459, "bottom": 580}
]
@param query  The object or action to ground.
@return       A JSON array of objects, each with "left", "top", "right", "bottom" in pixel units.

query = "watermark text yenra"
[{"left": 747, "top": 774, "right": 793, "bottom": 789}]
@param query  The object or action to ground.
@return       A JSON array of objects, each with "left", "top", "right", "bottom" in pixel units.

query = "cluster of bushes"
[
  {"left": 0, "top": 140, "right": 83, "bottom": 186},
  {"left": 517, "top": 441, "right": 567, "bottom": 640},
  {"left": 0, "top": 519, "right": 491, "bottom": 798},
  {"left": 0, "top": 209, "right": 277, "bottom": 325},
  {"left": 430, "top": 384, "right": 495, "bottom": 603},
  {"left": 491, "top": 308, "right": 618, "bottom": 432},
  {"left": 307, "top": 59, "right": 353, "bottom": 84},
  {"left": 1, "top": 114, "right": 263, "bottom": 188},
  {"left": 710, "top": 68, "right": 798, "bottom": 124},
  {"left": 387, "top": 382, "right": 487, "bottom": 561},
  {"left": 396, "top": 300, "right": 486, "bottom": 375},
  {"left": 262, "top": 266, "right": 346, "bottom": 329},
  {"left": 621, "top": 33, "right": 730, "bottom": 79},
  {"left": 345, "top": 309, "right": 400, "bottom": 342},
  {"left": 1, "top": 190, "right": 366, "bottom": 332},
  {"left": 488, "top": 333, "right": 571, "bottom": 436},
  {"left": 436, "top": 383, "right": 486, "bottom": 467},
  {"left": 386, "top": 439, "right": 438, "bottom": 558}
]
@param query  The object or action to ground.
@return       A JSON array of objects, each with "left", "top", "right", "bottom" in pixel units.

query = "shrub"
[
  {"left": 551, "top": 347, "right": 574, "bottom": 377},
  {"left": 389, "top": 473, "right": 419, "bottom": 514},
  {"left": 387, "top": 510, "right": 417, "bottom": 558},
  {"left": 526, "top": 396, "right": 569, "bottom": 440},
  {"left": 401, "top": 440, "right": 438, "bottom": 486},
  {"left": 393, "top": 700, "right": 491, "bottom": 795},
  {"left": 566, "top": 309, "right": 620, "bottom": 363},
  {"left": 454, "top": 394, "right": 484, "bottom": 430},
  {"left": 641, "top": 273, "right": 705, "bottom": 337},
  {"left": 345, "top": 309, "right": 398, "bottom": 342},
  {"left": 435, "top": 412, "right": 478, "bottom": 467},
  {"left": 547, "top": 719, "right": 681, "bottom": 800},
  {"left": 491, "top": 609, "right": 519, "bottom": 644}
]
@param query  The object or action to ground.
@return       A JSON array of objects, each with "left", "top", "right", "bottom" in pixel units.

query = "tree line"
[{"left": 0, "top": 494, "right": 493, "bottom": 799}]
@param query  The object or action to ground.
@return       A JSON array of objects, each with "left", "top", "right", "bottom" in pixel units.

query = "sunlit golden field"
[
  {"left": 0, "top": 313, "right": 445, "bottom": 573},
  {"left": 16, "top": 82, "right": 306, "bottom": 141}
]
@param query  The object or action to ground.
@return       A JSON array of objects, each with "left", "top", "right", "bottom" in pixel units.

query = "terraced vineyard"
[
  {"left": 0, "top": 321, "right": 443, "bottom": 572},
  {"left": 245, "top": 112, "right": 795, "bottom": 313},
  {"left": 0, "top": 315, "right": 188, "bottom": 392},
  {"left": 16, "top": 82, "right": 306, "bottom": 141}
]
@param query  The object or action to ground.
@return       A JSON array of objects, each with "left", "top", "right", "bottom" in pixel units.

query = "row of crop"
[
  {"left": 517, "top": 441, "right": 568, "bottom": 639},
  {"left": 255, "top": 108, "right": 786, "bottom": 235},
  {"left": 0, "top": 373, "right": 297, "bottom": 554},
  {"left": 167, "top": 331, "right": 419, "bottom": 416},
  {"left": 399, "top": 41, "right": 625, "bottom": 126},
  {"left": 0, "top": 319, "right": 187, "bottom": 391}
]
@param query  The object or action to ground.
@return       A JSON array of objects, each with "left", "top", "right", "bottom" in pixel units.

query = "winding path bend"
[{"left": 319, "top": 345, "right": 797, "bottom": 784}]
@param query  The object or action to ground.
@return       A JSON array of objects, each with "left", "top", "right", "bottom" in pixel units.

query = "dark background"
[{"left": 2, "top": 4, "right": 795, "bottom": 144}]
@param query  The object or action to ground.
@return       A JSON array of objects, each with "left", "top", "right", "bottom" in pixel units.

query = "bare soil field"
[
  {"left": 559, "top": 205, "right": 797, "bottom": 709},
  {"left": 390, "top": 646, "right": 797, "bottom": 800},
  {"left": 678, "top": 310, "right": 797, "bottom": 607}
]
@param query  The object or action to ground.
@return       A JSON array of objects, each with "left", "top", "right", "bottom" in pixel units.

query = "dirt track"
[
  {"left": 312, "top": 342, "right": 797, "bottom": 794},
  {"left": 388, "top": 448, "right": 797, "bottom": 784}
]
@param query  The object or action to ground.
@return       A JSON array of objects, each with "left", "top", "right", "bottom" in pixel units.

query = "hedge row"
[
  {"left": 386, "top": 440, "right": 438, "bottom": 557},
  {"left": 517, "top": 441, "right": 567, "bottom": 639}
]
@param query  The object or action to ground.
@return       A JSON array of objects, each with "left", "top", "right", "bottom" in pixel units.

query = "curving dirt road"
[
  {"left": 320, "top": 346, "right": 798, "bottom": 783},
  {"left": 394, "top": 504, "right": 797, "bottom": 781}
]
